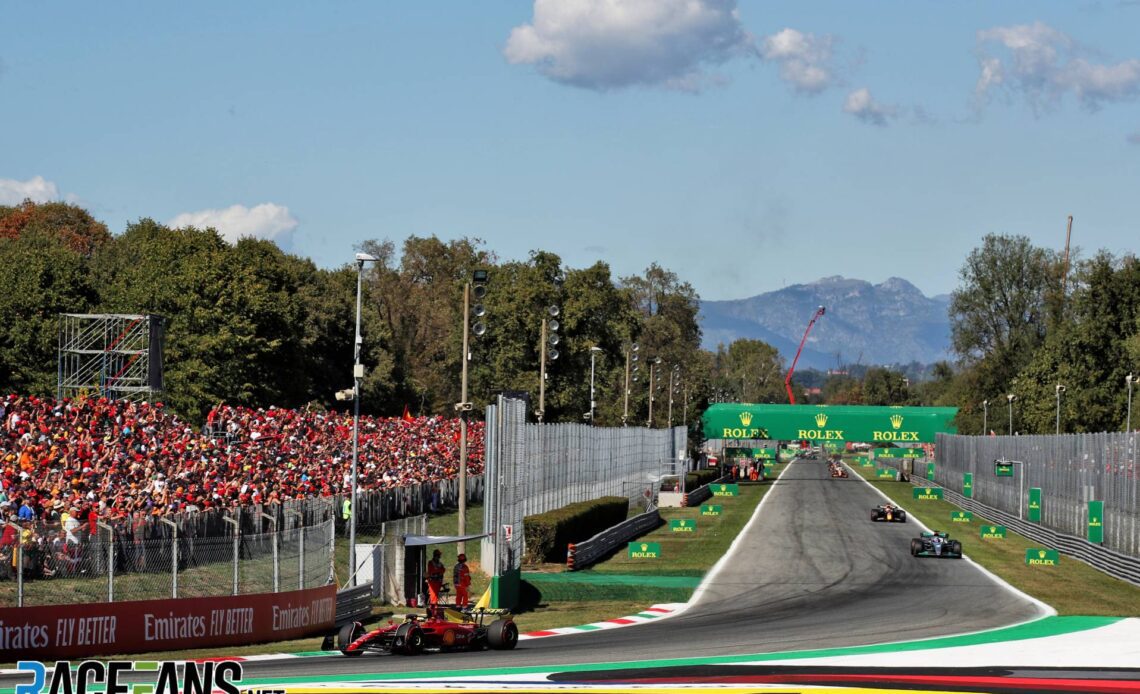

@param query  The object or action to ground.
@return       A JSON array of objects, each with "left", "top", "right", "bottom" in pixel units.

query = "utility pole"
[{"left": 457, "top": 282, "right": 471, "bottom": 553}]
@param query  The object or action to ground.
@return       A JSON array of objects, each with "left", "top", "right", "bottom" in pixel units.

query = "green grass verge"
[{"left": 849, "top": 462, "right": 1140, "bottom": 616}]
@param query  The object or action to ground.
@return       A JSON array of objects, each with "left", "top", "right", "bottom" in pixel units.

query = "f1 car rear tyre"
[
  {"left": 338, "top": 622, "right": 364, "bottom": 656},
  {"left": 910, "top": 539, "right": 921, "bottom": 556},
  {"left": 487, "top": 619, "right": 519, "bottom": 650},
  {"left": 392, "top": 623, "right": 425, "bottom": 655}
]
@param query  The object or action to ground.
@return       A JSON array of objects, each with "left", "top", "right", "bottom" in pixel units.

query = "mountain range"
[{"left": 698, "top": 276, "right": 953, "bottom": 371}]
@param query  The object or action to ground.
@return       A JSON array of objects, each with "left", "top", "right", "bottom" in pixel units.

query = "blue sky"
[{"left": 2, "top": 1, "right": 1138, "bottom": 300}]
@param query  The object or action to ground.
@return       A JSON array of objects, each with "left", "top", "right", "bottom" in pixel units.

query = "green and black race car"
[{"left": 910, "top": 531, "right": 962, "bottom": 558}]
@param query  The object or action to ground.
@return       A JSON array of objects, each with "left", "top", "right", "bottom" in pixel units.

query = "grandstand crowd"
[{"left": 0, "top": 393, "right": 484, "bottom": 579}]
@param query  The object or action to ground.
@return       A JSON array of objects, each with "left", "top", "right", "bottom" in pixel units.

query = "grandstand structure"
[{"left": 57, "top": 313, "right": 166, "bottom": 403}]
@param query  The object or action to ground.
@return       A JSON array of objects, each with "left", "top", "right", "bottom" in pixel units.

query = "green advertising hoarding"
[
  {"left": 914, "top": 487, "right": 943, "bottom": 500},
  {"left": 980, "top": 525, "right": 1007, "bottom": 539},
  {"left": 753, "top": 447, "right": 776, "bottom": 459},
  {"left": 925, "top": 462, "right": 936, "bottom": 480},
  {"left": 703, "top": 404, "right": 957, "bottom": 443},
  {"left": 628, "top": 542, "right": 661, "bottom": 559},
  {"left": 712, "top": 484, "right": 739, "bottom": 497},
  {"left": 1028, "top": 487, "right": 1042, "bottom": 522},
  {"left": 700, "top": 504, "right": 722, "bottom": 517},
  {"left": 951, "top": 511, "right": 973, "bottom": 523},
  {"left": 876, "top": 468, "right": 896, "bottom": 479},
  {"left": 874, "top": 447, "right": 924, "bottom": 459},
  {"left": 670, "top": 519, "right": 696, "bottom": 533},
  {"left": 1026, "top": 548, "right": 1059, "bottom": 566},
  {"left": 994, "top": 460, "right": 1014, "bottom": 477},
  {"left": 1088, "top": 500, "right": 1104, "bottom": 544},
  {"left": 963, "top": 472, "right": 973, "bottom": 498}
]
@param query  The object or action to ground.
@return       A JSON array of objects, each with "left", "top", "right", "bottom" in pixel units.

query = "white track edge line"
[
  {"left": 844, "top": 460, "right": 1057, "bottom": 629},
  {"left": 656, "top": 457, "right": 798, "bottom": 623}
]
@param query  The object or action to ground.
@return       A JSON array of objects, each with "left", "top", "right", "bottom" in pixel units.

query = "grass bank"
[{"left": 849, "top": 461, "right": 1140, "bottom": 616}]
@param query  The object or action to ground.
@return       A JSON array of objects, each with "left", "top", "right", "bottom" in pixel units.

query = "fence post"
[
  {"left": 223, "top": 516, "right": 239, "bottom": 596},
  {"left": 328, "top": 518, "right": 335, "bottom": 586},
  {"left": 16, "top": 540, "right": 23, "bottom": 608},
  {"left": 97, "top": 521, "right": 115, "bottom": 602},
  {"left": 259, "top": 512, "right": 277, "bottom": 593},
  {"left": 159, "top": 518, "right": 178, "bottom": 598},
  {"left": 286, "top": 510, "right": 303, "bottom": 591}
]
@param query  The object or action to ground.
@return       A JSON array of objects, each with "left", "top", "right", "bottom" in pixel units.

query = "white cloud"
[
  {"left": 168, "top": 203, "right": 298, "bottom": 246},
  {"left": 759, "top": 28, "right": 838, "bottom": 94},
  {"left": 976, "top": 21, "right": 1140, "bottom": 111},
  {"left": 842, "top": 87, "right": 897, "bottom": 126},
  {"left": 0, "top": 175, "right": 60, "bottom": 205},
  {"left": 503, "top": 0, "right": 752, "bottom": 92}
]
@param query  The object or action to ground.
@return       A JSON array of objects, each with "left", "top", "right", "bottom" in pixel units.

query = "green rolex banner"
[
  {"left": 712, "top": 484, "right": 739, "bottom": 497},
  {"left": 701, "top": 403, "right": 957, "bottom": 443},
  {"left": 914, "top": 487, "right": 943, "bottom": 500},
  {"left": 1088, "top": 500, "right": 1104, "bottom": 544},
  {"left": 925, "top": 462, "right": 936, "bottom": 480},
  {"left": 753, "top": 447, "right": 776, "bottom": 459},
  {"left": 670, "top": 518, "right": 696, "bottom": 533},
  {"left": 628, "top": 542, "right": 660, "bottom": 559},
  {"left": 874, "top": 447, "right": 924, "bottom": 459},
  {"left": 876, "top": 468, "right": 896, "bottom": 479},
  {"left": 963, "top": 472, "right": 973, "bottom": 499},
  {"left": 951, "top": 511, "right": 973, "bottom": 523},
  {"left": 994, "top": 460, "right": 1014, "bottom": 477},
  {"left": 980, "top": 525, "right": 1007, "bottom": 539},
  {"left": 1025, "top": 548, "right": 1059, "bottom": 566},
  {"left": 1028, "top": 487, "right": 1042, "bottom": 522},
  {"left": 700, "top": 504, "right": 722, "bottom": 516}
]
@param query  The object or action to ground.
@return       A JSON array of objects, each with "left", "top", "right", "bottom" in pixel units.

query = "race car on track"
[
  {"left": 870, "top": 504, "right": 906, "bottom": 522},
  {"left": 910, "top": 531, "right": 962, "bottom": 558},
  {"left": 828, "top": 461, "right": 848, "bottom": 478},
  {"left": 338, "top": 606, "right": 519, "bottom": 656}
]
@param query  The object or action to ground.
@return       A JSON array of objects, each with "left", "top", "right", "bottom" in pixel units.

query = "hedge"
[
  {"left": 523, "top": 496, "right": 629, "bottom": 564},
  {"left": 685, "top": 468, "right": 722, "bottom": 489}
]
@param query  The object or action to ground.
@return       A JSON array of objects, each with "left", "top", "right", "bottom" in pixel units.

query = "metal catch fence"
[
  {"left": 0, "top": 515, "right": 334, "bottom": 607},
  {"left": 934, "top": 432, "right": 1140, "bottom": 558}
]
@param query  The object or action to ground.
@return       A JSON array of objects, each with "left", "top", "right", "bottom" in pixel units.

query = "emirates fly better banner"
[{"left": 0, "top": 585, "right": 335, "bottom": 660}]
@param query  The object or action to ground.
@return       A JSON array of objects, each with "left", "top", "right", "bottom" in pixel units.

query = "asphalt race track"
[{"left": 228, "top": 456, "right": 1044, "bottom": 679}]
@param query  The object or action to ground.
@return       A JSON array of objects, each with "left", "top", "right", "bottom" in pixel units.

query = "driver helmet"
[{"left": 458, "top": 553, "right": 466, "bottom": 562}]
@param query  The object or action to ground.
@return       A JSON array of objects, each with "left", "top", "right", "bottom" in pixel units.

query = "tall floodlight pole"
[
  {"left": 1055, "top": 384, "right": 1065, "bottom": 435},
  {"left": 538, "top": 319, "right": 547, "bottom": 423},
  {"left": 647, "top": 357, "right": 661, "bottom": 427},
  {"left": 1007, "top": 393, "right": 1015, "bottom": 435},
  {"left": 589, "top": 347, "right": 602, "bottom": 423},
  {"left": 349, "top": 252, "right": 378, "bottom": 584},
  {"left": 668, "top": 366, "right": 679, "bottom": 427},
  {"left": 623, "top": 343, "right": 639, "bottom": 426},
  {"left": 983, "top": 400, "right": 989, "bottom": 436},
  {"left": 458, "top": 282, "right": 471, "bottom": 553}
]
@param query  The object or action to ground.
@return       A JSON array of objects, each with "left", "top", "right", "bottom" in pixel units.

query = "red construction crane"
[{"left": 785, "top": 306, "right": 826, "bottom": 405}]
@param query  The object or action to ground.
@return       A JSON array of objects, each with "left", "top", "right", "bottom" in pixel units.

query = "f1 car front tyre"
[
  {"left": 338, "top": 622, "right": 364, "bottom": 657},
  {"left": 910, "top": 539, "right": 922, "bottom": 556},
  {"left": 487, "top": 619, "right": 519, "bottom": 650},
  {"left": 950, "top": 540, "right": 962, "bottom": 556}
]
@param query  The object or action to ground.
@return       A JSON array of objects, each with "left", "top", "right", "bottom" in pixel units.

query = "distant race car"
[
  {"left": 910, "top": 531, "right": 962, "bottom": 558},
  {"left": 338, "top": 606, "right": 519, "bottom": 656},
  {"left": 871, "top": 504, "right": 906, "bottom": 522},
  {"left": 829, "top": 465, "right": 848, "bottom": 478}
]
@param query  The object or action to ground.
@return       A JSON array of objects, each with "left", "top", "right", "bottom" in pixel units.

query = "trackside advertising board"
[{"left": 0, "top": 585, "right": 335, "bottom": 661}]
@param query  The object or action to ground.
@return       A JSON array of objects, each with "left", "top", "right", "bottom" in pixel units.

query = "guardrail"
[
  {"left": 335, "top": 582, "right": 373, "bottom": 626},
  {"left": 566, "top": 510, "right": 662, "bottom": 570},
  {"left": 682, "top": 474, "right": 732, "bottom": 507},
  {"left": 898, "top": 476, "right": 1140, "bottom": 587}
]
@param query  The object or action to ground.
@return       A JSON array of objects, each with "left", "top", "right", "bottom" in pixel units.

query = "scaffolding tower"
[{"left": 57, "top": 314, "right": 166, "bottom": 402}]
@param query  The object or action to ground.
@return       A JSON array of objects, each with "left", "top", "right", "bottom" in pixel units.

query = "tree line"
[{"left": 6, "top": 201, "right": 1132, "bottom": 437}]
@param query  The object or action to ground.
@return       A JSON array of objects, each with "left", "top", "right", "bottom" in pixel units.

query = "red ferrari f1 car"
[
  {"left": 829, "top": 462, "right": 848, "bottom": 478},
  {"left": 338, "top": 606, "right": 519, "bottom": 656}
]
